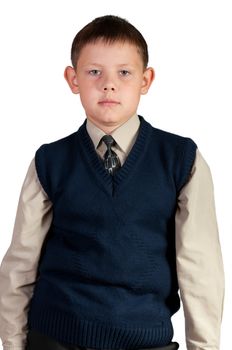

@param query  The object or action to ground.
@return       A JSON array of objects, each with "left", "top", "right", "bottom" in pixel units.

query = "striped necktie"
[{"left": 101, "top": 135, "right": 121, "bottom": 175}]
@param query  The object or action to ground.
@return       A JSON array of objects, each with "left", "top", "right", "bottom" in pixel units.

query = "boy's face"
[{"left": 64, "top": 40, "right": 154, "bottom": 133}]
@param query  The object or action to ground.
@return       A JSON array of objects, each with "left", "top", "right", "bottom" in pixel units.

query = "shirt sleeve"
[
  {"left": 175, "top": 148, "right": 225, "bottom": 350},
  {"left": 0, "top": 157, "right": 53, "bottom": 350}
]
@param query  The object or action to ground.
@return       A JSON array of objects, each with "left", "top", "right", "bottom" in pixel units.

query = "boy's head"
[
  {"left": 70, "top": 15, "right": 149, "bottom": 71},
  {"left": 64, "top": 15, "right": 155, "bottom": 133}
]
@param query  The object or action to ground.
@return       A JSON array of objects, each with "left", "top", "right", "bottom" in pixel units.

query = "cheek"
[
  {"left": 79, "top": 90, "right": 98, "bottom": 110},
  {"left": 79, "top": 83, "right": 96, "bottom": 99},
  {"left": 84, "top": 81, "right": 99, "bottom": 95},
  {"left": 124, "top": 79, "right": 142, "bottom": 92},
  {"left": 124, "top": 85, "right": 142, "bottom": 99}
]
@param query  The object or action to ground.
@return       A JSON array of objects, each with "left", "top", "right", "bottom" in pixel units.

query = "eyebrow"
[{"left": 83, "top": 63, "right": 134, "bottom": 68}]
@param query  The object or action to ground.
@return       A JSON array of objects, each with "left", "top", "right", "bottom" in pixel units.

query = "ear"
[
  {"left": 64, "top": 66, "right": 79, "bottom": 94},
  {"left": 140, "top": 67, "right": 155, "bottom": 95}
]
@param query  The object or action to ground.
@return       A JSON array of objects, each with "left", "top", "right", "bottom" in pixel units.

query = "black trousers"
[{"left": 25, "top": 329, "right": 179, "bottom": 350}]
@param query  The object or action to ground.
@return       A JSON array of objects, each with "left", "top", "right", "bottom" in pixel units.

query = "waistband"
[{"left": 26, "top": 329, "right": 179, "bottom": 350}]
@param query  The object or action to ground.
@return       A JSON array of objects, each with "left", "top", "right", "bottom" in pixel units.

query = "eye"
[
  {"left": 89, "top": 69, "right": 101, "bottom": 76},
  {"left": 119, "top": 70, "right": 130, "bottom": 76}
]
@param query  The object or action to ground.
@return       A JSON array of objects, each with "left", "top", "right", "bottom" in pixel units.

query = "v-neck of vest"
[{"left": 77, "top": 115, "right": 153, "bottom": 196}]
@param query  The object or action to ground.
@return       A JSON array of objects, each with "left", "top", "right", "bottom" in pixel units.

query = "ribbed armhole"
[
  {"left": 35, "top": 144, "right": 51, "bottom": 200},
  {"left": 175, "top": 138, "right": 197, "bottom": 193}
]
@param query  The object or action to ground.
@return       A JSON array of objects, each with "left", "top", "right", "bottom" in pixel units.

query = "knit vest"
[{"left": 27, "top": 115, "right": 197, "bottom": 349}]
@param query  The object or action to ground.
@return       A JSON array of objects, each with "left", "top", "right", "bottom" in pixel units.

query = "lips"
[{"left": 98, "top": 99, "right": 120, "bottom": 105}]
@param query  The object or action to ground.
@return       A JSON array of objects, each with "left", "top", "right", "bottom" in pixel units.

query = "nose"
[
  {"left": 104, "top": 86, "right": 115, "bottom": 91},
  {"left": 101, "top": 73, "right": 117, "bottom": 92}
]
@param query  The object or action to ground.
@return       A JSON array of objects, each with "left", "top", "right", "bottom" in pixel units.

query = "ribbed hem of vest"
[{"left": 28, "top": 307, "right": 173, "bottom": 349}]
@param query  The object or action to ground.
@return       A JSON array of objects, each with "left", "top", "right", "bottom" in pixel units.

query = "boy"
[{"left": 0, "top": 15, "right": 224, "bottom": 350}]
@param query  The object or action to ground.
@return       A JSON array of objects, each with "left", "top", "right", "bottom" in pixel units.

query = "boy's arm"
[
  {"left": 0, "top": 157, "right": 53, "bottom": 350},
  {"left": 175, "top": 148, "right": 225, "bottom": 350}
]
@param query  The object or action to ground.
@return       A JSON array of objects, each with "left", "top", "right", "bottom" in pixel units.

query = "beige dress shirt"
[{"left": 0, "top": 114, "right": 225, "bottom": 350}]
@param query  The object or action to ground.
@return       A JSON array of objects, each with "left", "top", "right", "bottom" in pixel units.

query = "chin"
[{"left": 100, "top": 115, "right": 121, "bottom": 124}]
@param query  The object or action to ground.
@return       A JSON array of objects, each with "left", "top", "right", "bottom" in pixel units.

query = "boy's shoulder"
[
  {"left": 149, "top": 122, "right": 197, "bottom": 148},
  {"left": 35, "top": 130, "right": 78, "bottom": 154}
]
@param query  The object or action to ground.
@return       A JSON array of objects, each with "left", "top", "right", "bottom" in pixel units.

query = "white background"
[{"left": 0, "top": 1, "right": 231, "bottom": 349}]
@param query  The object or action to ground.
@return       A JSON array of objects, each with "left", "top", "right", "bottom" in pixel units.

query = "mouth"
[{"left": 98, "top": 100, "right": 120, "bottom": 106}]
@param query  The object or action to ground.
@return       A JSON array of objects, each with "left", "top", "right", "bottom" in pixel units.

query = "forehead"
[{"left": 77, "top": 39, "right": 143, "bottom": 68}]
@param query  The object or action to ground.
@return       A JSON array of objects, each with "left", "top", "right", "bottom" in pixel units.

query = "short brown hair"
[{"left": 71, "top": 15, "right": 149, "bottom": 70}]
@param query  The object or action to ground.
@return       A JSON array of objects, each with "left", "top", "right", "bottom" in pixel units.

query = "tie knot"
[{"left": 101, "top": 134, "right": 116, "bottom": 148}]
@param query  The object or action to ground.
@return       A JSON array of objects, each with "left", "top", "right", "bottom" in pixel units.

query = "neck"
[{"left": 86, "top": 117, "right": 132, "bottom": 134}]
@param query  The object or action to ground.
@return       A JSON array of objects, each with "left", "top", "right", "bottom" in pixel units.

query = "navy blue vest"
[{"left": 27, "top": 115, "right": 197, "bottom": 349}]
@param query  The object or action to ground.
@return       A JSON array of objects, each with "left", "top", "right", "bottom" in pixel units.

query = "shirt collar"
[{"left": 86, "top": 113, "right": 140, "bottom": 154}]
